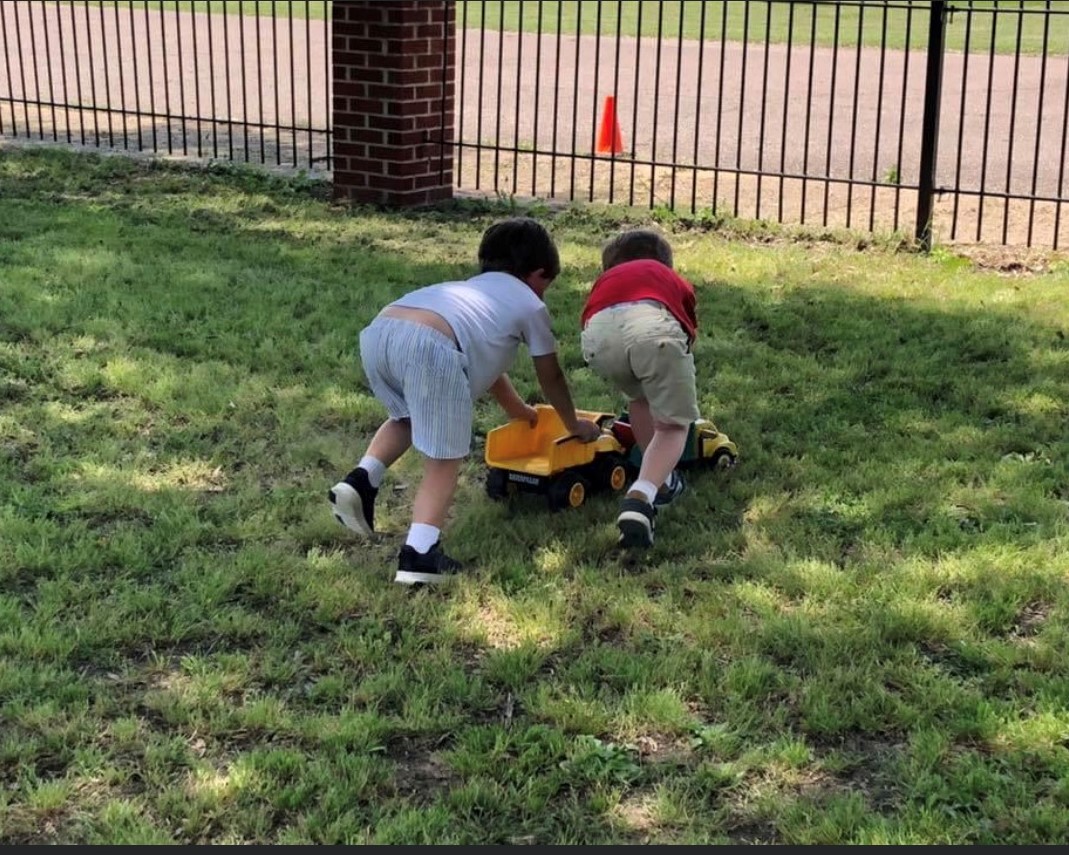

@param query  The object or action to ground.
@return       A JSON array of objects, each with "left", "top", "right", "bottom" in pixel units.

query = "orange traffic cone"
[{"left": 596, "top": 95, "right": 625, "bottom": 155}]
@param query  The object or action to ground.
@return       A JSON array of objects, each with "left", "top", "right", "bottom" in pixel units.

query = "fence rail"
[
  {"left": 454, "top": 0, "right": 1069, "bottom": 249},
  {"left": 0, "top": 1, "right": 332, "bottom": 170},
  {"left": 2, "top": 2, "right": 1067, "bottom": 249}
]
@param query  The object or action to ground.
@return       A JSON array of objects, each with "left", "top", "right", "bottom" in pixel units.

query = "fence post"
[
  {"left": 915, "top": 0, "right": 948, "bottom": 250},
  {"left": 331, "top": 0, "right": 455, "bottom": 207}
]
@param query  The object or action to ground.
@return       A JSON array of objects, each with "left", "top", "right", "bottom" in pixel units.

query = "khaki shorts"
[{"left": 580, "top": 300, "right": 700, "bottom": 426}]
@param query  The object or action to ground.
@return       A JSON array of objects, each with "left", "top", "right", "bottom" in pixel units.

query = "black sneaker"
[
  {"left": 395, "top": 542, "right": 463, "bottom": 586},
  {"left": 328, "top": 467, "right": 378, "bottom": 537},
  {"left": 654, "top": 470, "right": 687, "bottom": 507},
  {"left": 617, "top": 497, "right": 656, "bottom": 548}
]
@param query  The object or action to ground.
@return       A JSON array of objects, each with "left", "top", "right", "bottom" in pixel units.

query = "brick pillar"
[{"left": 331, "top": 1, "right": 455, "bottom": 207}]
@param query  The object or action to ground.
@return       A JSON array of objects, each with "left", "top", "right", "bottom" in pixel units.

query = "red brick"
[
  {"left": 387, "top": 159, "right": 437, "bottom": 177},
  {"left": 348, "top": 38, "right": 386, "bottom": 53},
  {"left": 368, "top": 144, "right": 412, "bottom": 161},
  {"left": 386, "top": 6, "right": 429, "bottom": 26},
  {"left": 415, "top": 84, "right": 445, "bottom": 100},
  {"left": 367, "top": 84, "right": 413, "bottom": 100},
  {"left": 347, "top": 66, "right": 384, "bottom": 83},
  {"left": 341, "top": 3, "right": 383, "bottom": 24},
  {"left": 333, "top": 51, "right": 370, "bottom": 67},
  {"left": 348, "top": 98, "right": 385, "bottom": 114},
  {"left": 387, "top": 38, "right": 428, "bottom": 55},
  {"left": 334, "top": 81, "right": 367, "bottom": 98},
  {"left": 413, "top": 113, "right": 450, "bottom": 130},
  {"left": 416, "top": 54, "right": 444, "bottom": 69},
  {"left": 343, "top": 57, "right": 370, "bottom": 74},
  {"left": 385, "top": 69, "right": 431, "bottom": 86},
  {"left": 367, "top": 23, "right": 409, "bottom": 38},
  {"left": 348, "top": 128, "right": 386, "bottom": 144},
  {"left": 372, "top": 115, "right": 416, "bottom": 132},
  {"left": 414, "top": 171, "right": 452, "bottom": 190},
  {"left": 369, "top": 175, "right": 416, "bottom": 192},
  {"left": 387, "top": 129, "right": 429, "bottom": 147},
  {"left": 334, "top": 112, "right": 368, "bottom": 129},
  {"left": 337, "top": 172, "right": 368, "bottom": 189},
  {"left": 346, "top": 157, "right": 386, "bottom": 175},
  {"left": 333, "top": 141, "right": 368, "bottom": 158},
  {"left": 386, "top": 99, "right": 432, "bottom": 117},
  {"left": 332, "top": 20, "right": 366, "bottom": 38}
]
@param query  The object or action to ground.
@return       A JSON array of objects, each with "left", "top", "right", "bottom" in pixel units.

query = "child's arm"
[
  {"left": 532, "top": 354, "right": 601, "bottom": 442},
  {"left": 489, "top": 374, "right": 538, "bottom": 426}
]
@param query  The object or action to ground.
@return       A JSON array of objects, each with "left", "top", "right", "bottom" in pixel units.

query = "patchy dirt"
[
  {"left": 1009, "top": 601, "right": 1051, "bottom": 642},
  {"left": 384, "top": 734, "right": 458, "bottom": 804},
  {"left": 952, "top": 244, "right": 1067, "bottom": 275}
]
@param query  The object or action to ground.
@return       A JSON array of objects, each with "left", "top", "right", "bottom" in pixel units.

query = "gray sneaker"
[{"left": 654, "top": 470, "right": 686, "bottom": 507}]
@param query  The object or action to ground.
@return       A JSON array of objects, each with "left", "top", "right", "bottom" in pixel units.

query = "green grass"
[
  {"left": 2, "top": 144, "right": 1069, "bottom": 844},
  {"left": 468, "top": 1, "right": 1063, "bottom": 55},
  {"left": 66, "top": 1, "right": 1065, "bottom": 55}
]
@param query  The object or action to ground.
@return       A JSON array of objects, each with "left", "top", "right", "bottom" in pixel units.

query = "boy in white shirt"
[{"left": 330, "top": 218, "right": 601, "bottom": 586}]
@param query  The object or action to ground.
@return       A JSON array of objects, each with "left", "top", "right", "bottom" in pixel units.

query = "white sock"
[
  {"left": 358, "top": 456, "right": 386, "bottom": 488},
  {"left": 628, "top": 479, "right": 658, "bottom": 505},
  {"left": 405, "top": 523, "right": 441, "bottom": 554}
]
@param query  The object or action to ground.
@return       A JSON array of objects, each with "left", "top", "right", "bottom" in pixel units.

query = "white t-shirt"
[{"left": 391, "top": 271, "right": 557, "bottom": 399}]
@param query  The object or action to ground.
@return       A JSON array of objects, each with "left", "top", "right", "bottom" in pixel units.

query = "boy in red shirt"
[{"left": 580, "top": 229, "right": 699, "bottom": 548}]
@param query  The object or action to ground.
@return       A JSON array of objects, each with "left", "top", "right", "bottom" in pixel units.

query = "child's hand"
[
  {"left": 512, "top": 404, "right": 539, "bottom": 427},
  {"left": 570, "top": 418, "right": 602, "bottom": 443}
]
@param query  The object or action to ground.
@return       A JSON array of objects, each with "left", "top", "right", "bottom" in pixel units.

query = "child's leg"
[
  {"left": 627, "top": 397, "right": 655, "bottom": 451},
  {"left": 616, "top": 307, "right": 699, "bottom": 547},
  {"left": 391, "top": 324, "right": 471, "bottom": 584},
  {"left": 404, "top": 456, "right": 464, "bottom": 552},
  {"left": 332, "top": 417, "right": 412, "bottom": 538},
  {"left": 360, "top": 417, "right": 413, "bottom": 484},
  {"left": 628, "top": 415, "right": 688, "bottom": 504},
  {"left": 331, "top": 320, "right": 415, "bottom": 537}
]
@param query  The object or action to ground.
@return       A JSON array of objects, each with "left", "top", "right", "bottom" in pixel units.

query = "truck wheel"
[
  {"left": 548, "top": 472, "right": 589, "bottom": 511},
  {"left": 486, "top": 468, "right": 511, "bottom": 500},
  {"left": 708, "top": 448, "right": 737, "bottom": 470},
  {"left": 598, "top": 453, "right": 629, "bottom": 492}
]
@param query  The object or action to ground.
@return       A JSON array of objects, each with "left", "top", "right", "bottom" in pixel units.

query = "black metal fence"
[
  {"left": 454, "top": 0, "right": 1069, "bottom": 249},
  {"left": 0, "top": 1, "right": 332, "bottom": 171},
  {"left": 2, "top": 2, "right": 1068, "bottom": 249}
]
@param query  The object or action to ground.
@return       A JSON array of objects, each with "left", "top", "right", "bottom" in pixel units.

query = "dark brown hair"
[
  {"left": 478, "top": 217, "right": 561, "bottom": 281},
  {"left": 601, "top": 229, "right": 674, "bottom": 271}
]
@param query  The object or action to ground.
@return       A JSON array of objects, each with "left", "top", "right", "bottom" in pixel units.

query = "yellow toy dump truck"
[
  {"left": 484, "top": 404, "right": 629, "bottom": 510},
  {"left": 484, "top": 404, "right": 738, "bottom": 511},
  {"left": 612, "top": 411, "right": 739, "bottom": 473}
]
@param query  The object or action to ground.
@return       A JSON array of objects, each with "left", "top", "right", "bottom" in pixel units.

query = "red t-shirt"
[{"left": 580, "top": 259, "right": 698, "bottom": 342}]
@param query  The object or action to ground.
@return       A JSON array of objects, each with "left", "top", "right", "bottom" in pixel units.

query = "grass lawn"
[
  {"left": 62, "top": 1, "right": 1065, "bottom": 55},
  {"left": 2, "top": 145, "right": 1069, "bottom": 844}
]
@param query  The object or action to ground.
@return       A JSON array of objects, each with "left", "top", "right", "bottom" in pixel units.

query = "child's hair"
[
  {"left": 478, "top": 217, "right": 561, "bottom": 281},
  {"left": 601, "top": 229, "right": 674, "bottom": 271}
]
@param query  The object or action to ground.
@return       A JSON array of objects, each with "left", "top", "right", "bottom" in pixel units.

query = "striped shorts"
[{"left": 359, "top": 316, "right": 473, "bottom": 460}]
